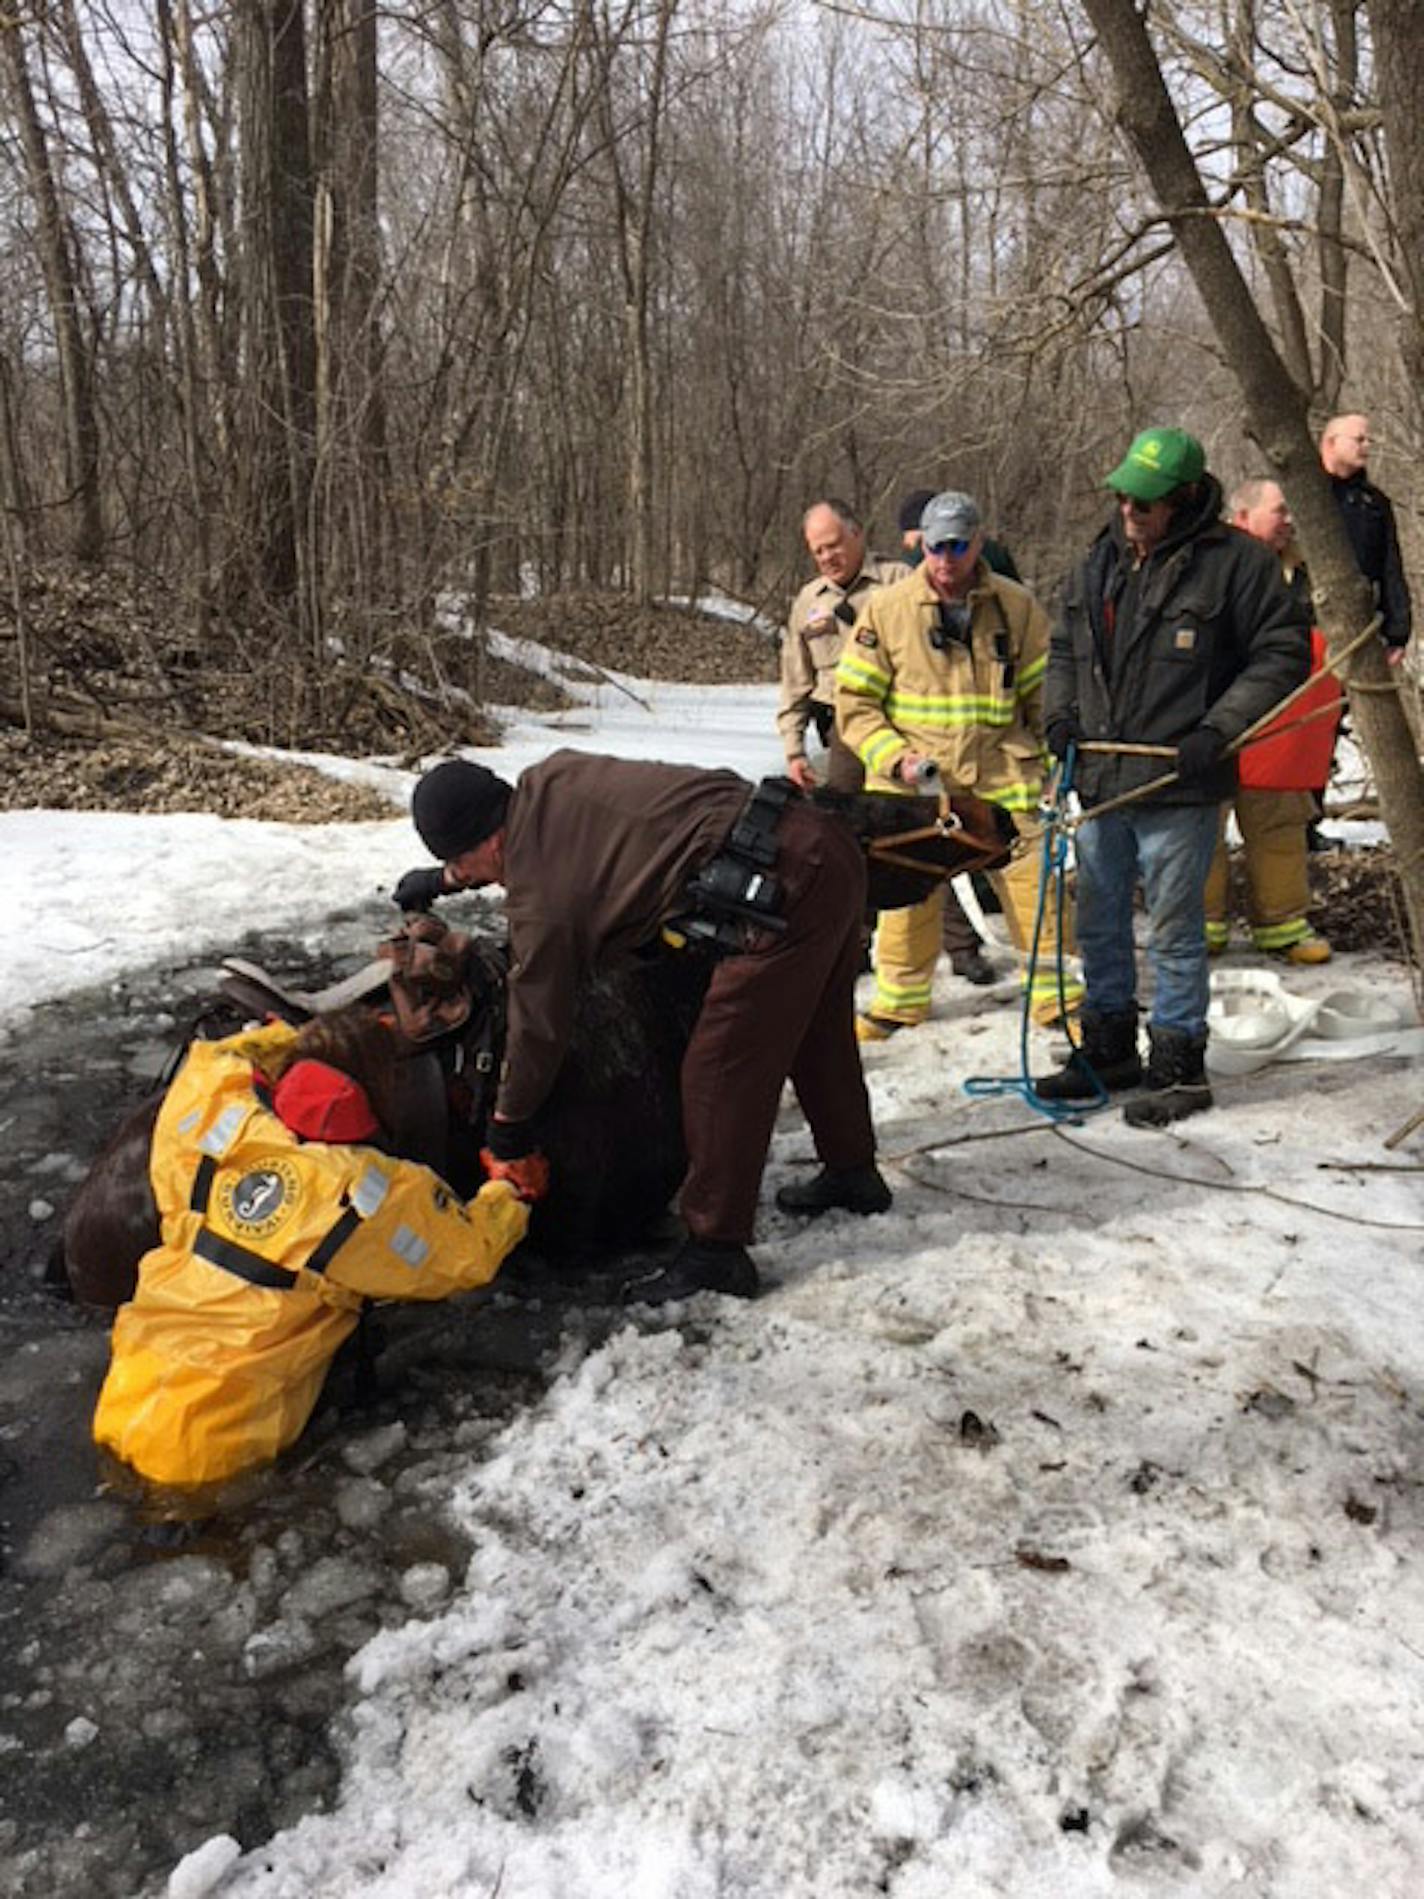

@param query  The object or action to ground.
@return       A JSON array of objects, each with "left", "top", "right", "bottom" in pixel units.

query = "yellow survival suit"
[{"left": 93, "top": 1020, "right": 528, "bottom": 1487}]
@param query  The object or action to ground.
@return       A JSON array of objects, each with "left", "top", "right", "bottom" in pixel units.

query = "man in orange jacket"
[
  {"left": 93, "top": 1008, "right": 533, "bottom": 1491},
  {"left": 1205, "top": 480, "right": 1342, "bottom": 964}
]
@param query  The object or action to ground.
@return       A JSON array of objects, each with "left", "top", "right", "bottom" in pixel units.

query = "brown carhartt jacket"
[{"left": 495, "top": 750, "right": 748, "bottom": 1122}]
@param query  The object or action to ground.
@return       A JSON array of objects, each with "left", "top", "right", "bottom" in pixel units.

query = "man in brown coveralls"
[{"left": 403, "top": 750, "right": 891, "bottom": 1301}]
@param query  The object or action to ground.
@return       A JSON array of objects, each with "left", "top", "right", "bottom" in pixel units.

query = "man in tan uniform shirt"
[{"left": 778, "top": 499, "right": 905, "bottom": 793}]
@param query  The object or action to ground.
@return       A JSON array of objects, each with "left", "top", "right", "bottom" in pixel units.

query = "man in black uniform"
[{"left": 1319, "top": 413, "right": 1412, "bottom": 664}]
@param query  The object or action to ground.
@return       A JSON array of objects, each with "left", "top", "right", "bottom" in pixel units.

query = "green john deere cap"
[{"left": 1105, "top": 427, "right": 1206, "bottom": 501}]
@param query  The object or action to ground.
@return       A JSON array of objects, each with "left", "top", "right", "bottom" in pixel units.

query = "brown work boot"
[
  {"left": 1270, "top": 933, "right": 1332, "bottom": 966},
  {"left": 856, "top": 1013, "right": 913, "bottom": 1043}
]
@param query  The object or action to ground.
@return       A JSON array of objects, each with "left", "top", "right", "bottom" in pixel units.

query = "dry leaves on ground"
[
  {"left": 491, "top": 592, "right": 777, "bottom": 684},
  {"left": 0, "top": 733, "right": 397, "bottom": 824}
]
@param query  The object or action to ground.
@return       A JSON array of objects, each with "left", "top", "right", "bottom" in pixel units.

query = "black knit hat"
[
  {"left": 897, "top": 487, "right": 937, "bottom": 533},
  {"left": 412, "top": 760, "right": 512, "bottom": 859}
]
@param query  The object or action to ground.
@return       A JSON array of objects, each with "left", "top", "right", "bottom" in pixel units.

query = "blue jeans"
[{"left": 1074, "top": 804, "right": 1220, "bottom": 1040}]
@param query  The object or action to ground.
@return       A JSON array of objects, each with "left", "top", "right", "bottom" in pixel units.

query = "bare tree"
[
  {"left": 1366, "top": 0, "right": 1424, "bottom": 425},
  {"left": 0, "top": 11, "right": 103, "bottom": 561},
  {"left": 235, "top": 0, "right": 318, "bottom": 638},
  {"left": 313, "top": 0, "right": 389, "bottom": 614}
]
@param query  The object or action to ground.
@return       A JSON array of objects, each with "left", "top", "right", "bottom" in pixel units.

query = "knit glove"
[
  {"left": 1045, "top": 717, "right": 1081, "bottom": 761},
  {"left": 393, "top": 865, "right": 447, "bottom": 912},
  {"left": 485, "top": 1116, "right": 536, "bottom": 1161},
  {"left": 1174, "top": 726, "right": 1227, "bottom": 787}
]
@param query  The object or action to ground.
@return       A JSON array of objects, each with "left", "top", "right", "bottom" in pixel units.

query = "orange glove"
[{"left": 480, "top": 1148, "right": 550, "bottom": 1203}]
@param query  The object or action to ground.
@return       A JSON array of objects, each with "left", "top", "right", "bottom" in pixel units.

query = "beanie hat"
[
  {"left": 271, "top": 1059, "right": 381, "bottom": 1142},
  {"left": 897, "top": 487, "right": 937, "bottom": 534},
  {"left": 1105, "top": 427, "right": 1206, "bottom": 501},
  {"left": 412, "top": 760, "right": 512, "bottom": 860}
]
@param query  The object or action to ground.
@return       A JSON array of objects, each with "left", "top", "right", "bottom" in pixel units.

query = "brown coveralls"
[{"left": 495, "top": 751, "right": 875, "bottom": 1244}]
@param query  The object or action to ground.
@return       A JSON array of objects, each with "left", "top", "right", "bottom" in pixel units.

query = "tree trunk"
[
  {"left": 314, "top": 0, "right": 388, "bottom": 617},
  {"left": 0, "top": 17, "right": 104, "bottom": 562},
  {"left": 1367, "top": 0, "right": 1424, "bottom": 416},
  {"left": 587, "top": 0, "right": 676, "bottom": 605},
  {"left": 237, "top": 0, "right": 318, "bottom": 636}
]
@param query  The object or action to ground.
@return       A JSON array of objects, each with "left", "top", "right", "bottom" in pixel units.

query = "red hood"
[{"left": 270, "top": 1060, "right": 380, "bottom": 1143}]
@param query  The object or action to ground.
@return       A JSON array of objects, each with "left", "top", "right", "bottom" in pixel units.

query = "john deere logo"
[
  {"left": 218, "top": 1157, "right": 301, "bottom": 1239},
  {"left": 1136, "top": 440, "right": 1164, "bottom": 466}
]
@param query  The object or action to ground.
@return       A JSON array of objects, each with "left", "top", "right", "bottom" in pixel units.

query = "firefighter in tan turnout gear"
[{"left": 835, "top": 490, "right": 1083, "bottom": 1038}]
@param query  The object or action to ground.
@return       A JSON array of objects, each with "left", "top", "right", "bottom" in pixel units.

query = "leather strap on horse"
[
  {"left": 377, "top": 915, "right": 475, "bottom": 1044},
  {"left": 865, "top": 788, "right": 1015, "bottom": 884},
  {"left": 377, "top": 916, "right": 508, "bottom": 1137}
]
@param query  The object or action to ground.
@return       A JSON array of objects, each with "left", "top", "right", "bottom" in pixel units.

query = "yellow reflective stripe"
[
  {"left": 987, "top": 782, "right": 1041, "bottom": 813},
  {"left": 836, "top": 651, "right": 891, "bottom": 694},
  {"left": 862, "top": 731, "right": 906, "bottom": 776},
  {"left": 1251, "top": 918, "right": 1310, "bottom": 949},
  {"left": 1017, "top": 653, "right": 1047, "bottom": 691},
  {"left": 1025, "top": 971, "right": 1083, "bottom": 995},
  {"left": 883, "top": 691, "right": 1014, "bottom": 723},
  {"left": 873, "top": 976, "right": 933, "bottom": 1014}
]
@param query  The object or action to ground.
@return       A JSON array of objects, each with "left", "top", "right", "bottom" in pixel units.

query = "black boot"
[
  {"left": 1123, "top": 1026, "right": 1212, "bottom": 1128},
  {"left": 951, "top": 947, "right": 997, "bottom": 986},
  {"left": 623, "top": 1238, "right": 759, "bottom": 1304},
  {"left": 775, "top": 1163, "right": 892, "bottom": 1217},
  {"left": 1034, "top": 1008, "right": 1142, "bottom": 1102}
]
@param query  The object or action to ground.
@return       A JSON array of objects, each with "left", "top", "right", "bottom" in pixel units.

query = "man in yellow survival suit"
[{"left": 93, "top": 1007, "right": 535, "bottom": 1489}]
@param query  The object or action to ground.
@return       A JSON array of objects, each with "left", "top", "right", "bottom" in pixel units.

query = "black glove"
[
  {"left": 485, "top": 1115, "right": 537, "bottom": 1161},
  {"left": 1174, "top": 726, "right": 1227, "bottom": 787},
  {"left": 393, "top": 865, "right": 446, "bottom": 912},
  {"left": 1045, "top": 716, "right": 1081, "bottom": 760}
]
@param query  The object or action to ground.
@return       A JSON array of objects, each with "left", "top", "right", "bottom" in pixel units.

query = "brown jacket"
[{"left": 496, "top": 751, "right": 748, "bottom": 1121}]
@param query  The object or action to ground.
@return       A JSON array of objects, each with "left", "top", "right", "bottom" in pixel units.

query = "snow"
[{"left": 4, "top": 614, "right": 1423, "bottom": 1896}]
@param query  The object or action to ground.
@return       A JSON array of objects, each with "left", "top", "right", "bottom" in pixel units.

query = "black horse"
[{"left": 61, "top": 927, "right": 710, "bottom": 1308}]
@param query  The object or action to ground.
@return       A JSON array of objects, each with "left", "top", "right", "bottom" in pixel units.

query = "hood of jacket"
[{"left": 1103, "top": 472, "right": 1226, "bottom": 569}]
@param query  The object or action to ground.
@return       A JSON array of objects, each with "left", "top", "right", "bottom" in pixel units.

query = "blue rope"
[{"left": 963, "top": 744, "right": 1108, "bottom": 1123}]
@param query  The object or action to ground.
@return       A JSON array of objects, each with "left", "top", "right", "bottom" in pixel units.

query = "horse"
[{"left": 61, "top": 924, "right": 710, "bottom": 1308}]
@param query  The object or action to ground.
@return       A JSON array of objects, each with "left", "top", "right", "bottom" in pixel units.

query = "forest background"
[{"left": 2, "top": 0, "right": 1423, "bottom": 961}]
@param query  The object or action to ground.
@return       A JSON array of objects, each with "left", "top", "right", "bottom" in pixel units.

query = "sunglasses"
[
  {"left": 925, "top": 536, "right": 974, "bottom": 558},
  {"left": 1113, "top": 492, "right": 1163, "bottom": 516}
]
